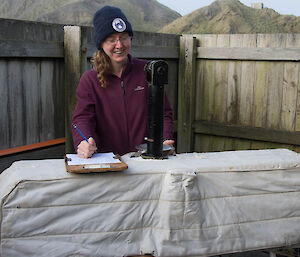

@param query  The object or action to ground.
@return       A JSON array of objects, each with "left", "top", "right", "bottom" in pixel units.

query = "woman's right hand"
[{"left": 77, "top": 137, "right": 97, "bottom": 158}]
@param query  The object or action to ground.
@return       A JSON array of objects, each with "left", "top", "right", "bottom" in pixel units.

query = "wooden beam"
[
  {"left": 84, "top": 43, "right": 179, "bottom": 59},
  {"left": 130, "top": 45, "right": 179, "bottom": 59},
  {"left": 194, "top": 121, "right": 300, "bottom": 146},
  {"left": 177, "top": 35, "right": 197, "bottom": 153},
  {"left": 64, "top": 26, "right": 85, "bottom": 153},
  {"left": 0, "top": 39, "right": 64, "bottom": 58},
  {"left": 197, "top": 47, "right": 300, "bottom": 61},
  {"left": 0, "top": 138, "right": 65, "bottom": 157}
]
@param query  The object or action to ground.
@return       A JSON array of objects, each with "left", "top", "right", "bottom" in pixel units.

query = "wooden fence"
[
  {"left": 1, "top": 18, "right": 300, "bottom": 171},
  {"left": 178, "top": 33, "right": 300, "bottom": 153},
  {"left": 0, "top": 19, "right": 65, "bottom": 149}
]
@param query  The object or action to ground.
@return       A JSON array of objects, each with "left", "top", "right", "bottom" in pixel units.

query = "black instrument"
[{"left": 142, "top": 60, "right": 168, "bottom": 159}]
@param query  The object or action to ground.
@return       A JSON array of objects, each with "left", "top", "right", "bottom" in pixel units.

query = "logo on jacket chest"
[{"left": 134, "top": 85, "right": 145, "bottom": 91}]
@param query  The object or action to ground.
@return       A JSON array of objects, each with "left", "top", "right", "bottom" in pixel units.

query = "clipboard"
[{"left": 64, "top": 152, "right": 128, "bottom": 173}]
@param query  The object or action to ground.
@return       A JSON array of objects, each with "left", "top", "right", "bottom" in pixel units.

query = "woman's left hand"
[{"left": 163, "top": 140, "right": 176, "bottom": 156}]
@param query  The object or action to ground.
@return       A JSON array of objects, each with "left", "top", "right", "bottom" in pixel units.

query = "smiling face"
[{"left": 101, "top": 32, "right": 131, "bottom": 67}]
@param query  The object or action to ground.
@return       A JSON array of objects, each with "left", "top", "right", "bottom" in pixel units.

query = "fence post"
[
  {"left": 64, "top": 26, "right": 86, "bottom": 153},
  {"left": 177, "top": 35, "right": 197, "bottom": 153}
]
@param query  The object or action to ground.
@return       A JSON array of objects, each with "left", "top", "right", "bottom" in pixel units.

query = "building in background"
[{"left": 251, "top": 2, "right": 264, "bottom": 9}]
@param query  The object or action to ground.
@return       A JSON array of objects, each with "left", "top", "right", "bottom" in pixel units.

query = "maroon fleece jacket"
[{"left": 71, "top": 55, "right": 174, "bottom": 155}]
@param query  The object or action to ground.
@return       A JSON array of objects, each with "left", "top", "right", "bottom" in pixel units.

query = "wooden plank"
[
  {"left": 80, "top": 27, "right": 89, "bottom": 73},
  {"left": 0, "top": 39, "right": 64, "bottom": 58},
  {"left": 202, "top": 60, "right": 216, "bottom": 122},
  {"left": 214, "top": 34, "right": 229, "bottom": 123},
  {"left": 194, "top": 60, "right": 215, "bottom": 152},
  {"left": 177, "top": 35, "right": 196, "bottom": 153},
  {"left": 194, "top": 134, "right": 206, "bottom": 152},
  {"left": 227, "top": 34, "right": 243, "bottom": 124},
  {"left": 294, "top": 145, "right": 300, "bottom": 153},
  {"left": 224, "top": 35, "right": 244, "bottom": 151},
  {"left": 194, "top": 121, "right": 300, "bottom": 146},
  {"left": 23, "top": 60, "right": 40, "bottom": 144},
  {"left": 133, "top": 31, "right": 179, "bottom": 46},
  {"left": 194, "top": 134, "right": 215, "bottom": 153},
  {"left": 250, "top": 140, "right": 268, "bottom": 150},
  {"left": 287, "top": 35, "right": 300, "bottom": 132},
  {"left": 256, "top": 34, "right": 271, "bottom": 130},
  {"left": 8, "top": 60, "right": 25, "bottom": 148},
  {"left": 52, "top": 59, "right": 66, "bottom": 138},
  {"left": 0, "top": 61, "right": 9, "bottom": 149},
  {"left": 194, "top": 34, "right": 217, "bottom": 151},
  {"left": 134, "top": 45, "right": 180, "bottom": 59},
  {"left": 223, "top": 137, "right": 234, "bottom": 151},
  {"left": 241, "top": 34, "right": 257, "bottom": 48},
  {"left": 254, "top": 61, "right": 268, "bottom": 128},
  {"left": 211, "top": 35, "right": 230, "bottom": 150},
  {"left": 40, "top": 61, "right": 55, "bottom": 141},
  {"left": 196, "top": 62, "right": 216, "bottom": 151},
  {"left": 0, "top": 18, "right": 64, "bottom": 42},
  {"left": 198, "top": 35, "right": 217, "bottom": 122},
  {"left": 298, "top": 62, "right": 300, "bottom": 132},
  {"left": 253, "top": 35, "right": 269, "bottom": 129},
  {"left": 196, "top": 47, "right": 300, "bottom": 61},
  {"left": 194, "top": 34, "right": 211, "bottom": 121},
  {"left": 64, "top": 26, "right": 83, "bottom": 153},
  {"left": 283, "top": 34, "right": 300, "bottom": 132},
  {"left": 233, "top": 34, "right": 257, "bottom": 150},
  {"left": 232, "top": 138, "right": 253, "bottom": 150},
  {"left": 130, "top": 45, "right": 179, "bottom": 59},
  {"left": 238, "top": 34, "right": 264, "bottom": 149},
  {"left": 239, "top": 61, "right": 255, "bottom": 126},
  {"left": 261, "top": 35, "right": 285, "bottom": 130},
  {"left": 238, "top": 35, "right": 256, "bottom": 129},
  {"left": 195, "top": 60, "right": 204, "bottom": 121},
  {"left": 226, "top": 60, "right": 241, "bottom": 123},
  {"left": 196, "top": 34, "right": 216, "bottom": 47},
  {"left": 0, "top": 138, "right": 65, "bottom": 157},
  {"left": 281, "top": 62, "right": 298, "bottom": 131}
]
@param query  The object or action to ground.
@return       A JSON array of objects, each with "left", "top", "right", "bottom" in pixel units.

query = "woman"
[{"left": 71, "top": 6, "right": 174, "bottom": 158}]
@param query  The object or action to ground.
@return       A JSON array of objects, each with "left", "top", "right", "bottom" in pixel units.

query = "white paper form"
[{"left": 66, "top": 152, "right": 121, "bottom": 166}]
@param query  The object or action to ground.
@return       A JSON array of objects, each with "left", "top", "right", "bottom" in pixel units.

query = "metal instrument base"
[{"left": 141, "top": 152, "right": 168, "bottom": 160}]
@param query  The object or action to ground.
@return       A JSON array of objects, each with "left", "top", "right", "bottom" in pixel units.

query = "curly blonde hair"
[{"left": 90, "top": 49, "right": 112, "bottom": 88}]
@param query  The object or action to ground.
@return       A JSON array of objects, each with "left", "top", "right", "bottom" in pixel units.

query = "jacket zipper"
[
  {"left": 121, "top": 81, "right": 125, "bottom": 95},
  {"left": 120, "top": 80, "right": 130, "bottom": 149}
]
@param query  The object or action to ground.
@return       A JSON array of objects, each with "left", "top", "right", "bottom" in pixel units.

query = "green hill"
[
  {"left": 2, "top": 0, "right": 300, "bottom": 34},
  {"left": 159, "top": 0, "right": 300, "bottom": 34},
  {"left": 0, "top": 0, "right": 181, "bottom": 32}
]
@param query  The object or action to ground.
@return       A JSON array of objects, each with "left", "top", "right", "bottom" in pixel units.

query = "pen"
[{"left": 72, "top": 123, "right": 89, "bottom": 143}]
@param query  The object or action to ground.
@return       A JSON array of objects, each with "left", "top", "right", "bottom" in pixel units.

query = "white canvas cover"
[{"left": 1, "top": 149, "right": 300, "bottom": 257}]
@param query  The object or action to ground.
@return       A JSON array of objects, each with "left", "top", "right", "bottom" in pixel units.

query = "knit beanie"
[{"left": 93, "top": 6, "right": 133, "bottom": 49}]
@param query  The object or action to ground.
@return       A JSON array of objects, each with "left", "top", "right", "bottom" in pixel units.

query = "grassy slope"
[
  {"left": 0, "top": 0, "right": 181, "bottom": 32},
  {"left": 159, "top": 0, "right": 300, "bottom": 34}
]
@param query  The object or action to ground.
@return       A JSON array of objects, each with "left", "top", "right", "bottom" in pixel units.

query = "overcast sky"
[{"left": 156, "top": 0, "right": 300, "bottom": 17}]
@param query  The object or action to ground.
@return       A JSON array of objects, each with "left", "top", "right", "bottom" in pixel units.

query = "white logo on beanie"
[{"left": 112, "top": 18, "right": 126, "bottom": 32}]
